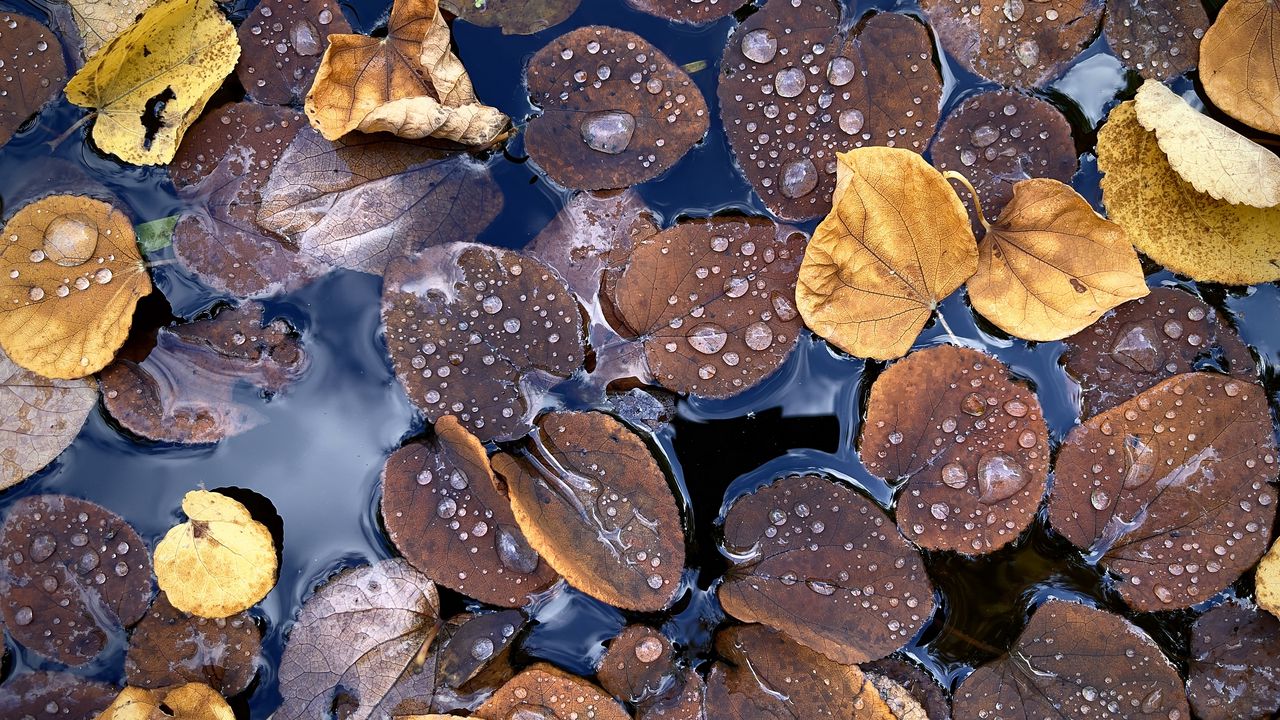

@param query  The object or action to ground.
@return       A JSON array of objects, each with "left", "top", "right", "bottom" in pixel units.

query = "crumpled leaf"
[
  {"left": 0, "top": 13, "right": 67, "bottom": 149},
  {"left": 305, "top": 0, "right": 508, "bottom": 145},
  {"left": 64, "top": 0, "right": 240, "bottom": 165},
  {"left": 97, "top": 683, "right": 233, "bottom": 720},
  {"left": 154, "top": 490, "right": 278, "bottom": 618},
  {"left": 1103, "top": 0, "right": 1207, "bottom": 80},
  {"left": 0, "top": 346, "right": 96, "bottom": 491},
  {"left": 237, "top": 0, "right": 352, "bottom": 106},
  {"left": 597, "top": 625, "right": 676, "bottom": 703},
  {"left": 1201, "top": 0, "right": 1280, "bottom": 135},
  {"left": 863, "top": 656, "right": 951, "bottom": 720},
  {"left": 1187, "top": 600, "right": 1280, "bottom": 720},
  {"left": 625, "top": 0, "right": 738, "bottom": 24},
  {"left": 474, "top": 663, "right": 629, "bottom": 720},
  {"left": 0, "top": 671, "right": 116, "bottom": 719},
  {"left": 0, "top": 195, "right": 152, "bottom": 379},
  {"left": 1259, "top": 536, "right": 1280, "bottom": 618},
  {"left": 491, "top": 411, "right": 686, "bottom": 611},
  {"left": 966, "top": 178, "right": 1148, "bottom": 341},
  {"left": 125, "top": 592, "right": 261, "bottom": 695},
  {"left": 67, "top": 0, "right": 156, "bottom": 58},
  {"left": 954, "top": 599, "right": 1190, "bottom": 720},
  {"left": 1049, "top": 373, "right": 1277, "bottom": 611},
  {"left": 1097, "top": 100, "right": 1280, "bottom": 284},
  {"left": 796, "top": 147, "right": 977, "bottom": 360},
  {"left": 440, "top": 0, "right": 580, "bottom": 34}
]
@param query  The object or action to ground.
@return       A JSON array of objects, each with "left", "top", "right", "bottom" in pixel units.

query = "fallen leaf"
[
  {"left": 441, "top": 0, "right": 580, "bottom": 34},
  {"left": 474, "top": 663, "right": 629, "bottom": 720},
  {"left": 638, "top": 669, "right": 704, "bottom": 720},
  {"left": 861, "top": 345, "right": 1049, "bottom": 553},
  {"left": 597, "top": 625, "right": 676, "bottom": 703},
  {"left": 1187, "top": 600, "right": 1280, "bottom": 720},
  {"left": 124, "top": 592, "right": 261, "bottom": 695},
  {"left": 0, "top": 14, "right": 67, "bottom": 149},
  {"left": 0, "top": 346, "right": 96, "bottom": 491},
  {"left": 97, "top": 684, "right": 234, "bottom": 720},
  {"left": 491, "top": 411, "right": 685, "bottom": 611},
  {"left": 718, "top": 474, "right": 935, "bottom": 664},
  {"left": 796, "top": 148, "right": 977, "bottom": 360},
  {"left": 718, "top": 3, "right": 942, "bottom": 220},
  {"left": 966, "top": 178, "right": 1148, "bottom": 341},
  {"left": 865, "top": 674, "right": 928, "bottom": 720},
  {"left": 64, "top": 0, "right": 240, "bottom": 165},
  {"left": 237, "top": 0, "right": 352, "bottom": 106},
  {"left": 529, "top": 190, "right": 659, "bottom": 305},
  {"left": 1049, "top": 373, "right": 1277, "bottom": 611},
  {"left": 625, "top": 0, "right": 738, "bottom": 24},
  {"left": 0, "top": 195, "right": 152, "bottom": 379},
  {"left": 862, "top": 656, "right": 951, "bottom": 720},
  {"left": 134, "top": 215, "right": 178, "bottom": 254},
  {"left": 1259, "top": 536, "right": 1280, "bottom": 618},
  {"left": 0, "top": 671, "right": 116, "bottom": 719},
  {"left": 1104, "top": 0, "right": 1207, "bottom": 80},
  {"left": 1200, "top": 0, "right": 1280, "bottom": 135},
  {"left": 67, "top": 0, "right": 156, "bottom": 58},
  {"left": 431, "top": 609, "right": 526, "bottom": 706}
]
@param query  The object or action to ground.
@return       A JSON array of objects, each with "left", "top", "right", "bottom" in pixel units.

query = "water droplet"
[
  {"left": 930, "top": 502, "right": 950, "bottom": 520},
  {"left": 471, "top": 637, "right": 495, "bottom": 660},
  {"left": 95, "top": 268, "right": 113, "bottom": 284},
  {"left": 449, "top": 470, "right": 468, "bottom": 490},
  {"left": 977, "top": 454, "right": 1028, "bottom": 503},
  {"left": 28, "top": 287, "right": 44, "bottom": 301},
  {"left": 73, "top": 277, "right": 89, "bottom": 290},
  {"left": 962, "top": 392, "right": 987, "bottom": 416},
  {"left": 1153, "top": 584, "right": 1174, "bottom": 603},
  {"left": 14, "top": 606, "right": 32, "bottom": 625},
  {"left": 780, "top": 158, "right": 818, "bottom": 198},
  {"left": 1142, "top": 688, "right": 1164, "bottom": 713},
  {"left": 838, "top": 108, "right": 865, "bottom": 134},
  {"left": 1224, "top": 381, "right": 1241, "bottom": 397},
  {"left": 1111, "top": 323, "right": 1159, "bottom": 372},
  {"left": 1090, "top": 489, "right": 1110, "bottom": 510},
  {"left": 1018, "top": 430, "right": 1037, "bottom": 448},
  {"left": 1122, "top": 435, "right": 1155, "bottom": 489},
  {"left": 416, "top": 470, "right": 433, "bottom": 485},
  {"left": 687, "top": 323, "right": 728, "bottom": 354},
  {"left": 697, "top": 363, "right": 717, "bottom": 379},
  {"left": 806, "top": 579, "right": 836, "bottom": 595},
  {"left": 888, "top": 431, "right": 904, "bottom": 445},
  {"left": 774, "top": 67, "right": 805, "bottom": 98},
  {"left": 827, "top": 56, "right": 855, "bottom": 85},
  {"left": 744, "top": 321, "right": 773, "bottom": 350},
  {"left": 496, "top": 528, "right": 540, "bottom": 574},
  {"left": 481, "top": 295, "right": 503, "bottom": 314},
  {"left": 292, "top": 20, "right": 321, "bottom": 55},
  {"left": 646, "top": 78, "right": 663, "bottom": 94},
  {"left": 581, "top": 111, "right": 635, "bottom": 154},
  {"left": 1162, "top": 319, "right": 1183, "bottom": 339},
  {"left": 741, "top": 29, "right": 777, "bottom": 64},
  {"left": 635, "top": 637, "right": 664, "bottom": 662},
  {"left": 436, "top": 498, "right": 458, "bottom": 518},
  {"left": 318, "top": 8, "right": 333, "bottom": 23},
  {"left": 647, "top": 574, "right": 664, "bottom": 589},
  {"left": 723, "top": 276, "right": 748, "bottom": 297},
  {"left": 503, "top": 318, "right": 521, "bottom": 333},
  {"left": 1015, "top": 39, "right": 1040, "bottom": 68},
  {"left": 30, "top": 534, "right": 56, "bottom": 562},
  {"left": 941, "top": 462, "right": 968, "bottom": 489}
]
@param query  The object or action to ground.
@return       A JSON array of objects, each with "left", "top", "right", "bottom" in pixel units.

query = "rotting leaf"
[
  {"left": 431, "top": 609, "right": 526, "bottom": 707},
  {"left": 861, "top": 345, "right": 1049, "bottom": 554},
  {"left": 125, "top": 592, "right": 261, "bottom": 695},
  {"left": 0, "top": 14, "right": 67, "bottom": 149},
  {"left": 597, "top": 625, "right": 676, "bottom": 703},
  {"left": 0, "top": 346, "right": 96, "bottom": 491},
  {"left": 524, "top": 25, "right": 710, "bottom": 190},
  {"left": 608, "top": 387, "right": 677, "bottom": 433},
  {"left": 954, "top": 599, "right": 1190, "bottom": 720},
  {"left": 474, "top": 663, "right": 630, "bottom": 720},
  {"left": 440, "top": 0, "right": 580, "bottom": 34},
  {"left": 491, "top": 410, "right": 686, "bottom": 611},
  {"left": 237, "top": 0, "right": 352, "bottom": 106},
  {"left": 1200, "top": 0, "right": 1280, "bottom": 136},
  {"left": 1187, "top": 600, "right": 1280, "bottom": 720},
  {"left": 625, "top": 0, "right": 738, "bottom": 24},
  {"left": 718, "top": 474, "right": 935, "bottom": 664},
  {"left": 1103, "top": 0, "right": 1207, "bottom": 80},
  {"left": 97, "top": 683, "right": 234, "bottom": 720},
  {"left": 1049, "top": 372, "right": 1277, "bottom": 611},
  {"left": 0, "top": 494, "right": 151, "bottom": 666},
  {"left": 381, "top": 415, "right": 558, "bottom": 607},
  {"left": 718, "top": 1, "right": 942, "bottom": 221},
  {"left": 382, "top": 243, "right": 583, "bottom": 442},
  {"left": 0, "top": 671, "right": 116, "bottom": 719},
  {"left": 67, "top": 0, "right": 156, "bottom": 58},
  {"left": 863, "top": 656, "right": 952, "bottom": 720},
  {"left": 865, "top": 675, "right": 929, "bottom": 720},
  {"left": 796, "top": 148, "right": 977, "bottom": 361},
  {"left": 529, "top": 190, "right": 659, "bottom": 305}
]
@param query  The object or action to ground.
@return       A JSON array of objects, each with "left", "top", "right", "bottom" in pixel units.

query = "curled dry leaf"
[
  {"left": 97, "top": 684, "right": 233, "bottom": 720},
  {"left": 718, "top": 1, "right": 942, "bottom": 221},
  {"left": 0, "top": 14, "right": 67, "bottom": 149},
  {"left": 0, "top": 347, "right": 96, "bottom": 490},
  {"left": 718, "top": 474, "right": 935, "bottom": 664},
  {"left": 954, "top": 599, "right": 1190, "bottom": 720},
  {"left": 440, "top": 0, "right": 580, "bottom": 34},
  {"left": 861, "top": 345, "right": 1049, "bottom": 554},
  {"left": 382, "top": 243, "right": 583, "bottom": 442},
  {"left": 863, "top": 656, "right": 952, "bottom": 720},
  {"left": 0, "top": 495, "right": 151, "bottom": 666},
  {"left": 381, "top": 415, "right": 558, "bottom": 607},
  {"left": 0, "top": 195, "right": 151, "bottom": 379},
  {"left": 491, "top": 411, "right": 685, "bottom": 611},
  {"left": 1201, "top": 0, "right": 1280, "bottom": 135},
  {"left": 529, "top": 190, "right": 659, "bottom": 305},
  {"left": 67, "top": 0, "right": 156, "bottom": 58},
  {"left": 597, "top": 625, "right": 676, "bottom": 703},
  {"left": 1049, "top": 373, "right": 1277, "bottom": 611},
  {"left": 125, "top": 592, "right": 261, "bottom": 695},
  {"left": 1187, "top": 601, "right": 1280, "bottom": 720},
  {"left": 237, "top": 0, "right": 352, "bottom": 106},
  {"left": 796, "top": 148, "right": 977, "bottom": 361},
  {"left": 1103, "top": 0, "right": 1207, "bottom": 80},
  {"left": 64, "top": 0, "right": 240, "bottom": 165},
  {"left": 474, "top": 663, "right": 629, "bottom": 720},
  {"left": 0, "top": 671, "right": 116, "bottom": 719},
  {"left": 1258, "top": 536, "right": 1280, "bottom": 618},
  {"left": 625, "top": 0, "right": 738, "bottom": 24}
]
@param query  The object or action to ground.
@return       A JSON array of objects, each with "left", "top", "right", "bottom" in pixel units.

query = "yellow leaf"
[
  {"left": 1259, "top": 536, "right": 1280, "bottom": 620},
  {"left": 1133, "top": 79, "right": 1280, "bottom": 208},
  {"left": 64, "top": 0, "right": 239, "bottom": 165},
  {"left": 796, "top": 147, "right": 977, "bottom": 360},
  {"left": 966, "top": 178, "right": 1148, "bottom": 342},
  {"left": 1200, "top": 0, "right": 1280, "bottom": 136},
  {"left": 68, "top": 0, "right": 158, "bottom": 59},
  {"left": 154, "top": 490, "right": 277, "bottom": 618},
  {"left": 96, "top": 683, "right": 234, "bottom": 720},
  {"left": 1097, "top": 101, "right": 1280, "bottom": 285},
  {"left": 0, "top": 196, "right": 151, "bottom": 379}
]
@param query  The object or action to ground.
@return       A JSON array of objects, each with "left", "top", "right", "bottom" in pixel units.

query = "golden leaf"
[
  {"left": 965, "top": 178, "right": 1148, "bottom": 342},
  {"left": 1097, "top": 101, "right": 1280, "bottom": 285},
  {"left": 0, "top": 196, "right": 151, "bottom": 379},
  {"left": 68, "top": 0, "right": 158, "bottom": 58},
  {"left": 154, "top": 490, "right": 277, "bottom": 618},
  {"left": 1259, "top": 536, "right": 1280, "bottom": 620},
  {"left": 796, "top": 147, "right": 977, "bottom": 360},
  {"left": 1200, "top": 0, "right": 1280, "bottom": 136},
  {"left": 305, "top": 0, "right": 508, "bottom": 145},
  {"left": 96, "top": 683, "right": 234, "bottom": 720},
  {"left": 64, "top": 0, "right": 239, "bottom": 165}
]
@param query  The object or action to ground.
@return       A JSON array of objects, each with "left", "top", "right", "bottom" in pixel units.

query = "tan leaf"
[
  {"left": 1259, "top": 536, "right": 1280, "bottom": 620},
  {"left": 1201, "top": 0, "right": 1280, "bottom": 135},
  {"left": 0, "top": 347, "right": 96, "bottom": 490},
  {"left": 67, "top": 0, "right": 157, "bottom": 58},
  {"left": 96, "top": 683, "right": 234, "bottom": 720}
]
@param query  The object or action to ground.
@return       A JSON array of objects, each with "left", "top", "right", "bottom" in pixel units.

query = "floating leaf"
[
  {"left": 382, "top": 243, "right": 583, "bottom": 441},
  {"left": 67, "top": 0, "right": 156, "bottom": 58},
  {"left": 258, "top": 127, "right": 502, "bottom": 275},
  {"left": 954, "top": 599, "right": 1190, "bottom": 720},
  {"left": 97, "top": 684, "right": 233, "bottom": 720},
  {"left": 525, "top": 26, "right": 709, "bottom": 190},
  {"left": 431, "top": 609, "right": 525, "bottom": 705},
  {"left": 0, "top": 14, "right": 67, "bottom": 149},
  {"left": 718, "top": 2, "right": 942, "bottom": 220},
  {"left": 796, "top": 148, "right": 977, "bottom": 361},
  {"left": 1258, "top": 536, "right": 1280, "bottom": 618},
  {"left": 491, "top": 411, "right": 685, "bottom": 611},
  {"left": 865, "top": 674, "right": 929, "bottom": 720},
  {"left": 125, "top": 592, "right": 261, "bottom": 695},
  {"left": 638, "top": 669, "right": 704, "bottom": 720},
  {"left": 134, "top": 215, "right": 178, "bottom": 254},
  {"left": 440, "top": 0, "right": 580, "bottom": 34},
  {"left": 718, "top": 474, "right": 935, "bottom": 664},
  {"left": 597, "top": 625, "right": 676, "bottom": 703},
  {"left": 0, "top": 671, "right": 116, "bottom": 719},
  {"left": 0, "top": 195, "right": 151, "bottom": 379},
  {"left": 1187, "top": 601, "right": 1280, "bottom": 720},
  {"left": 966, "top": 178, "right": 1148, "bottom": 342},
  {"left": 1201, "top": 0, "right": 1280, "bottom": 135},
  {"left": 237, "top": 0, "right": 352, "bottom": 106},
  {"left": 381, "top": 415, "right": 558, "bottom": 607},
  {"left": 0, "top": 495, "right": 151, "bottom": 665},
  {"left": 0, "top": 347, "right": 96, "bottom": 491},
  {"left": 529, "top": 190, "right": 659, "bottom": 304},
  {"left": 475, "top": 663, "right": 629, "bottom": 720},
  {"left": 861, "top": 345, "right": 1049, "bottom": 553},
  {"left": 64, "top": 0, "right": 240, "bottom": 165},
  {"left": 863, "top": 656, "right": 951, "bottom": 720},
  {"left": 625, "top": 0, "right": 738, "bottom": 24},
  {"left": 1103, "top": 0, "right": 1207, "bottom": 80},
  {"left": 1049, "top": 373, "right": 1277, "bottom": 611},
  {"left": 608, "top": 387, "right": 677, "bottom": 433}
]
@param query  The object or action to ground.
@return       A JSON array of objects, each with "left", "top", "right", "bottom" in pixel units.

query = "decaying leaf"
[
  {"left": 861, "top": 345, "right": 1049, "bottom": 554},
  {"left": 237, "top": 0, "right": 352, "bottom": 106},
  {"left": 64, "top": 0, "right": 240, "bottom": 165},
  {"left": 97, "top": 683, "right": 234, "bottom": 720},
  {"left": 625, "top": 0, "right": 738, "bottom": 24},
  {"left": 1258, "top": 536, "right": 1280, "bottom": 618},
  {"left": 863, "top": 656, "right": 952, "bottom": 720},
  {"left": 0, "top": 346, "right": 96, "bottom": 491},
  {"left": 67, "top": 0, "right": 156, "bottom": 58},
  {"left": 1103, "top": 0, "right": 1207, "bottom": 80},
  {"left": 529, "top": 190, "right": 659, "bottom": 304},
  {"left": 1049, "top": 373, "right": 1277, "bottom": 611},
  {"left": 474, "top": 663, "right": 629, "bottom": 720},
  {"left": 0, "top": 671, "right": 116, "bottom": 719},
  {"left": 1200, "top": 0, "right": 1280, "bottom": 135},
  {"left": 1187, "top": 600, "right": 1280, "bottom": 720},
  {"left": 796, "top": 148, "right": 977, "bottom": 360},
  {"left": 491, "top": 411, "right": 685, "bottom": 611},
  {"left": 597, "top": 625, "right": 676, "bottom": 703},
  {"left": 719, "top": 474, "right": 935, "bottom": 664},
  {"left": 0, "top": 14, "right": 67, "bottom": 149},
  {"left": 441, "top": 0, "right": 580, "bottom": 34},
  {"left": 0, "top": 195, "right": 151, "bottom": 379},
  {"left": 125, "top": 592, "right": 261, "bottom": 695}
]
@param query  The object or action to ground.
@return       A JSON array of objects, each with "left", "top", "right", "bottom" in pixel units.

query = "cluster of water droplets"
[
  {"left": 0, "top": 15, "right": 61, "bottom": 103},
  {"left": 239, "top": 0, "right": 339, "bottom": 96},
  {"left": 933, "top": 91, "right": 1067, "bottom": 195},
  {"left": 1105, "top": 0, "right": 1207, "bottom": 79}
]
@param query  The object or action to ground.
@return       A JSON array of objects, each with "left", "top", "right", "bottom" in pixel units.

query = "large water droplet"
[
  {"left": 971, "top": 124, "right": 1000, "bottom": 147},
  {"left": 635, "top": 636, "right": 664, "bottom": 662},
  {"left": 740, "top": 29, "right": 777, "bottom": 63},
  {"left": 827, "top": 56, "right": 855, "bottom": 85},
  {"left": 1003, "top": 0, "right": 1025, "bottom": 21},
  {"left": 942, "top": 463, "right": 968, "bottom": 489},
  {"left": 291, "top": 20, "right": 321, "bottom": 55},
  {"left": 43, "top": 214, "right": 98, "bottom": 266},
  {"left": 806, "top": 579, "right": 836, "bottom": 595},
  {"left": 29, "top": 533, "right": 56, "bottom": 562},
  {"left": 744, "top": 321, "right": 773, "bottom": 350},
  {"left": 1090, "top": 488, "right": 1110, "bottom": 510},
  {"left": 1015, "top": 39, "right": 1039, "bottom": 68},
  {"left": 838, "top": 108, "right": 865, "bottom": 135},
  {"left": 14, "top": 606, "right": 32, "bottom": 625},
  {"left": 774, "top": 67, "right": 805, "bottom": 98},
  {"left": 977, "top": 454, "right": 1028, "bottom": 503},
  {"left": 687, "top": 323, "right": 728, "bottom": 354},
  {"left": 436, "top": 497, "right": 458, "bottom": 518},
  {"left": 723, "top": 276, "right": 748, "bottom": 297},
  {"left": 780, "top": 159, "right": 818, "bottom": 198},
  {"left": 580, "top": 111, "right": 635, "bottom": 154},
  {"left": 471, "top": 637, "right": 495, "bottom": 660},
  {"left": 1122, "top": 435, "right": 1155, "bottom": 489},
  {"left": 962, "top": 392, "right": 987, "bottom": 416},
  {"left": 1111, "top": 322, "right": 1160, "bottom": 372},
  {"left": 496, "top": 527, "right": 540, "bottom": 573}
]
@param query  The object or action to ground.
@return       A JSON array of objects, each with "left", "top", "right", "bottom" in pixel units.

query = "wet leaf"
[
  {"left": 474, "top": 663, "right": 629, "bottom": 720},
  {"left": 1201, "top": 0, "right": 1280, "bottom": 135},
  {"left": 966, "top": 178, "right": 1148, "bottom": 342},
  {"left": 1103, "top": 0, "right": 1207, "bottom": 80},
  {"left": 525, "top": 26, "right": 709, "bottom": 190},
  {"left": 382, "top": 243, "right": 583, "bottom": 441},
  {"left": 865, "top": 675, "right": 928, "bottom": 720},
  {"left": 305, "top": 0, "right": 508, "bottom": 145},
  {"left": 0, "top": 494, "right": 152, "bottom": 666},
  {"left": 0, "top": 347, "right": 96, "bottom": 491},
  {"left": 1049, "top": 372, "right": 1277, "bottom": 611},
  {"left": 1062, "top": 288, "right": 1256, "bottom": 418},
  {"left": 277, "top": 559, "right": 441, "bottom": 720},
  {"left": 1187, "top": 600, "right": 1280, "bottom": 720},
  {"left": 381, "top": 415, "right": 558, "bottom": 606},
  {"left": 97, "top": 684, "right": 233, "bottom": 720},
  {"left": 861, "top": 345, "right": 1049, "bottom": 554},
  {"left": 597, "top": 625, "right": 676, "bottom": 703},
  {"left": 100, "top": 302, "right": 308, "bottom": 443},
  {"left": 796, "top": 148, "right": 977, "bottom": 361},
  {"left": 64, "top": 0, "right": 240, "bottom": 165},
  {"left": 529, "top": 190, "right": 659, "bottom": 305},
  {"left": 718, "top": 3, "right": 942, "bottom": 221},
  {"left": 134, "top": 215, "right": 178, "bottom": 254},
  {"left": 491, "top": 411, "right": 685, "bottom": 611},
  {"left": 608, "top": 387, "right": 677, "bottom": 433},
  {"left": 0, "top": 14, "right": 67, "bottom": 149},
  {"left": 954, "top": 599, "right": 1190, "bottom": 720},
  {"left": 638, "top": 669, "right": 704, "bottom": 720},
  {"left": 1096, "top": 100, "right": 1280, "bottom": 284},
  {"left": 718, "top": 474, "right": 935, "bottom": 664},
  {"left": 125, "top": 592, "right": 261, "bottom": 695},
  {"left": 154, "top": 490, "right": 278, "bottom": 618},
  {"left": 0, "top": 671, "right": 116, "bottom": 719},
  {"left": 863, "top": 656, "right": 951, "bottom": 720},
  {"left": 237, "top": 0, "right": 351, "bottom": 106},
  {"left": 258, "top": 127, "right": 502, "bottom": 275},
  {"left": 67, "top": 0, "right": 156, "bottom": 58},
  {"left": 1258, "top": 536, "right": 1280, "bottom": 618},
  {"left": 625, "top": 0, "right": 738, "bottom": 24},
  {"left": 440, "top": 0, "right": 580, "bottom": 34},
  {"left": 0, "top": 195, "right": 151, "bottom": 379},
  {"left": 431, "top": 609, "right": 525, "bottom": 704}
]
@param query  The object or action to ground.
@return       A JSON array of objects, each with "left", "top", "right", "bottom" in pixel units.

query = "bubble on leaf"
[
  {"left": 1187, "top": 601, "right": 1280, "bottom": 720},
  {"left": 237, "top": 0, "right": 351, "bottom": 105},
  {"left": 124, "top": 592, "right": 261, "bottom": 695},
  {"left": 476, "top": 663, "right": 630, "bottom": 720}
]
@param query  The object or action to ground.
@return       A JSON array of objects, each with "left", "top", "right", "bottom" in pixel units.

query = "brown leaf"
[
  {"left": 0, "top": 13, "right": 66, "bottom": 149},
  {"left": 862, "top": 656, "right": 951, "bottom": 720},
  {"left": 430, "top": 609, "right": 525, "bottom": 707},
  {"left": 1201, "top": 0, "right": 1280, "bottom": 135},
  {"left": 1187, "top": 600, "right": 1280, "bottom": 720},
  {"left": 638, "top": 668, "right": 705, "bottom": 720},
  {"left": 1103, "top": 0, "right": 1207, "bottom": 80},
  {"left": 125, "top": 592, "right": 260, "bottom": 695},
  {"left": 0, "top": 671, "right": 116, "bottom": 719},
  {"left": 474, "top": 663, "right": 629, "bottom": 720},
  {"left": 597, "top": 625, "right": 676, "bottom": 703},
  {"left": 441, "top": 0, "right": 580, "bottom": 34},
  {"left": 0, "top": 346, "right": 96, "bottom": 491},
  {"left": 625, "top": 0, "right": 738, "bottom": 24},
  {"left": 237, "top": 0, "right": 352, "bottom": 106}
]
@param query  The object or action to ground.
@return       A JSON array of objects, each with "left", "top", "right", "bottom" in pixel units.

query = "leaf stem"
[
  {"left": 145, "top": 258, "right": 177, "bottom": 269},
  {"left": 935, "top": 308, "right": 960, "bottom": 345},
  {"left": 47, "top": 112, "right": 96, "bottom": 150},
  {"left": 942, "top": 170, "right": 990, "bottom": 231}
]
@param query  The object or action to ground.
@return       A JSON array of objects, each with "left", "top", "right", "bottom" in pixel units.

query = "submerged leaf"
[
  {"left": 0, "top": 671, "right": 116, "bottom": 719},
  {"left": 638, "top": 669, "right": 704, "bottom": 720},
  {"left": 134, "top": 215, "right": 178, "bottom": 254},
  {"left": 67, "top": 0, "right": 156, "bottom": 58},
  {"left": 625, "top": 0, "right": 738, "bottom": 24},
  {"left": 529, "top": 189, "right": 659, "bottom": 304},
  {"left": 0, "top": 347, "right": 96, "bottom": 491},
  {"left": 1103, "top": 0, "right": 1207, "bottom": 80},
  {"left": 475, "top": 663, "right": 629, "bottom": 720},
  {"left": 97, "top": 683, "right": 234, "bottom": 720},
  {"left": 430, "top": 609, "right": 526, "bottom": 706},
  {"left": 1200, "top": 0, "right": 1280, "bottom": 135},
  {"left": 1187, "top": 601, "right": 1280, "bottom": 720},
  {"left": 237, "top": 0, "right": 352, "bottom": 106},
  {"left": 0, "top": 14, "right": 67, "bottom": 149},
  {"left": 441, "top": 0, "right": 580, "bottom": 34},
  {"left": 597, "top": 625, "right": 676, "bottom": 703},
  {"left": 125, "top": 592, "right": 261, "bottom": 694}
]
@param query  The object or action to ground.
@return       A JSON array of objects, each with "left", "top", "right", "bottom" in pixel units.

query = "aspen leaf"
[
  {"left": 1200, "top": 0, "right": 1280, "bottom": 136},
  {"left": 67, "top": 0, "right": 157, "bottom": 58},
  {"left": 97, "top": 683, "right": 234, "bottom": 720}
]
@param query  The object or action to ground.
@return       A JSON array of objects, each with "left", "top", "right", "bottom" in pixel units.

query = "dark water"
[{"left": 0, "top": 0, "right": 1277, "bottom": 716}]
